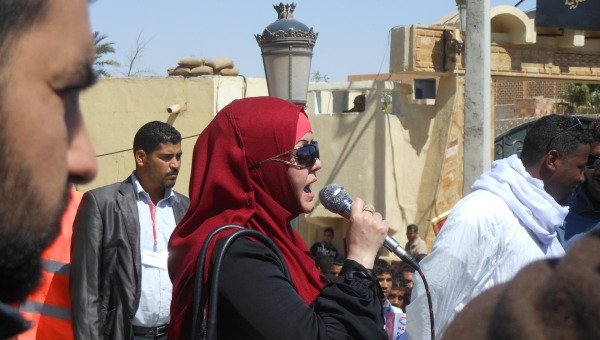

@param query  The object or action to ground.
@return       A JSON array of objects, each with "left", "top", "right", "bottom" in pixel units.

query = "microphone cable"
[{"left": 415, "top": 266, "right": 435, "bottom": 340}]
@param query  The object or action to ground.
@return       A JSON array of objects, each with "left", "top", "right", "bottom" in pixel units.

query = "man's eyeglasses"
[
  {"left": 587, "top": 155, "right": 600, "bottom": 169},
  {"left": 248, "top": 141, "right": 319, "bottom": 170},
  {"left": 545, "top": 117, "right": 583, "bottom": 152}
]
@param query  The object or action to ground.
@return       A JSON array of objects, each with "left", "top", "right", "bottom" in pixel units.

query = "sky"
[{"left": 89, "top": 0, "right": 537, "bottom": 82}]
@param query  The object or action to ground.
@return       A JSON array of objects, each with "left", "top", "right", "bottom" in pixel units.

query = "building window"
[{"left": 414, "top": 79, "right": 436, "bottom": 99}]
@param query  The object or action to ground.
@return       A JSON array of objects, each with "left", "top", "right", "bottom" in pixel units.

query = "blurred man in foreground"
[
  {"left": 0, "top": 0, "right": 97, "bottom": 337},
  {"left": 18, "top": 189, "right": 83, "bottom": 340}
]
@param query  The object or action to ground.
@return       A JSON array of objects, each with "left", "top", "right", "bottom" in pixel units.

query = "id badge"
[{"left": 142, "top": 249, "right": 168, "bottom": 269}]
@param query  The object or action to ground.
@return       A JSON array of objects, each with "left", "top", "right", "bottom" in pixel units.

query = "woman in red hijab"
[{"left": 168, "top": 97, "right": 389, "bottom": 339}]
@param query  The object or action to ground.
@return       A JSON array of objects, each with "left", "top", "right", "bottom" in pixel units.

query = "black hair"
[
  {"left": 332, "top": 258, "right": 344, "bottom": 266},
  {"left": 521, "top": 114, "right": 590, "bottom": 166},
  {"left": 315, "top": 255, "right": 334, "bottom": 275},
  {"left": 589, "top": 119, "right": 600, "bottom": 143},
  {"left": 398, "top": 263, "right": 415, "bottom": 274},
  {"left": 353, "top": 94, "right": 366, "bottom": 104},
  {"left": 324, "top": 227, "right": 334, "bottom": 235},
  {"left": 403, "top": 287, "right": 413, "bottom": 307},
  {"left": 133, "top": 121, "right": 182, "bottom": 156},
  {"left": 392, "top": 278, "right": 406, "bottom": 290},
  {"left": 373, "top": 258, "right": 393, "bottom": 276},
  {"left": 0, "top": 0, "right": 48, "bottom": 70},
  {"left": 391, "top": 269, "right": 403, "bottom": 287},
  {"left": 407, "top": 224, "right": 419, "bottom": 233}
]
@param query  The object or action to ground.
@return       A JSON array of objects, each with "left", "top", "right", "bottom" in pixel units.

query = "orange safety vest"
[{"left": 17, "top": 189, "right": 83, "bottom": 340}]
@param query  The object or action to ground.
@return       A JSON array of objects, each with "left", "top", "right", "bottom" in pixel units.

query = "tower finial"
[{"left": 273, "top": 3, "right": 296, "bottom": 19}]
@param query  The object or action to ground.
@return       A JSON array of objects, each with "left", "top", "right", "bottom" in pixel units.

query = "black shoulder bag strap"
[{"left": 192, "top": 224, "right": 292, "bottom": 340}]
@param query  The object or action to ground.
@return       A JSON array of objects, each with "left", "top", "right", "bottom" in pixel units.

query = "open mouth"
[{"left": 304, "top": 185, "right": 312, "bottom": 193}]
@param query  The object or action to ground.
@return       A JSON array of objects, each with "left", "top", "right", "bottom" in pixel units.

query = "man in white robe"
[{"left": 406, "top": 114, "right": 590, "bottom": 339}]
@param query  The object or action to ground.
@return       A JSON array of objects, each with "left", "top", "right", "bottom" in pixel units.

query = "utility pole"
[{"left": 462, "top": 0, "right": 491, "bottom": 195}]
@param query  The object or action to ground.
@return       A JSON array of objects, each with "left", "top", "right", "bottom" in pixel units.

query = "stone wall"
[{"left": 391, "top": 25, "right": 600, "bottom": 81}]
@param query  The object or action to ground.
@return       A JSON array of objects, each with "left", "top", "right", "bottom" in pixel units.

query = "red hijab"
[{"left": 168, "top": 97, "right": 325, "bottom": 339}]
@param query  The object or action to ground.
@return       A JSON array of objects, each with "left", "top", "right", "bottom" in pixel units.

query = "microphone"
[{"left": 319, "top": 183, "right": 420, "bottom": 270}]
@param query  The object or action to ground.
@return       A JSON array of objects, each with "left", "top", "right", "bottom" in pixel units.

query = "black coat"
[
  {"left": 203, "top": 237, "right": 387, "bottom": 339},
  {"left": 70, "top": 176, "right": 189, "bottom": 340}
]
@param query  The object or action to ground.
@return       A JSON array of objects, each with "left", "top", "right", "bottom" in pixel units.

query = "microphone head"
[{"left": 319, "top": 184, "right": 351, "bottom": 214}]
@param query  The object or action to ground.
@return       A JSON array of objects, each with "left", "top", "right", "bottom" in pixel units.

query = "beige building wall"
[
  {"left": 78, "top": 76, "right": 268, "bottom": 195},
  {"left": 78, "top": 75, "right": 453, "bottom": 261},
  {"left": 300, "top": 80, "right": 462, "bottom": 260}
]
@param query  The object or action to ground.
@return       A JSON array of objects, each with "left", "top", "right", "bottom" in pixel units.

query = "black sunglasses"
[
  {"left": 545, "top": 117, "right": 583, "bottom": 152},
  {"left": 587, "top": 155, "right": 600, "bottom": 169},
  {"left": 249, "top": 141, "right": 319, "bottom": 170}
]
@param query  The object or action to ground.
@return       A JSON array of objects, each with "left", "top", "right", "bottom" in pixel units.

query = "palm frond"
[{"left": 93, "top": 31, "right": 119, "bottom": 77}]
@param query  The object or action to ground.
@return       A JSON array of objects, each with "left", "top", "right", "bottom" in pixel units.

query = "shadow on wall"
[{"left": 397, "top": 106, "right": 437, "bottom": 156}]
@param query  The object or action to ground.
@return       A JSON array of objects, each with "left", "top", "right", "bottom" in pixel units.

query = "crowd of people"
[
  {"left": 309, "top": 224, "right": 426, "bottom": 339},
  {"left": 2, "top": 1, "right": 600, "bottom": 340}
]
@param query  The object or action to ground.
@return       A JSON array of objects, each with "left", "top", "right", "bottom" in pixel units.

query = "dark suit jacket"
[{"left": 70, "top": 176, "right": 189, "bottom": 340}]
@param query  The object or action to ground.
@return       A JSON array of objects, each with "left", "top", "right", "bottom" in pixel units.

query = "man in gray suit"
[{"left": 70, "top": 121, "right": 190, "bottom": 340}]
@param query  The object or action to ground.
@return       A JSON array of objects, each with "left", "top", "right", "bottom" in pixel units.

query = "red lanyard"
[{"left": 149, "top": 201, "right": 158, "bottom": 252}]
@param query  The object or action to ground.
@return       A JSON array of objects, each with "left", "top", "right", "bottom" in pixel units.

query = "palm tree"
[
  {"left": 310, "top": 71, "right": 329, "bottom": 83},
  {"left": 561, "top": 83, "right": 600, "bottom": 114},
  {"left": 93, "top": 31, "right": 120, "bottom": 77}
]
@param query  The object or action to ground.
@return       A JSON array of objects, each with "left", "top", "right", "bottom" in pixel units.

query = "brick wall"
[
  {"left": 493, "top": 80, "right": 570, "bottom": 117},
  {"left": 496, "top": 81, "right": 523, "bottom": 104},
  {"left": 495, "top": 80, "right": 568, "bottom": 105}
]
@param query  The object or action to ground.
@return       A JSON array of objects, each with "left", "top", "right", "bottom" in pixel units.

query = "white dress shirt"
[{"left": 131, "top": 172, "right": 177, "bottom": 327}]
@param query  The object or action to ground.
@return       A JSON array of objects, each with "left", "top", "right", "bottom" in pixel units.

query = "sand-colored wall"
[
  {"left": 299, "top": 80, "right": 462, "bottom": 259},
  {"left": 78, "top": 76, "right": 268, "bottom": 194},
  {"left": 78, "top": 75, "right": 457, "bottom": 260}
]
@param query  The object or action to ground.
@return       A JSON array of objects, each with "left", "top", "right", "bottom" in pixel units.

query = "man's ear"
[
  {"left": 544, "top": 150, "right": 560, "bottom": 172},
  {"left": 135, "top": 149, "right": 146, "bottom": 167}
]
